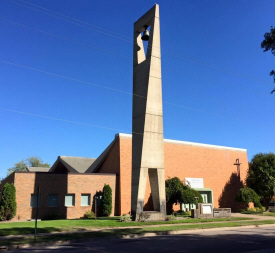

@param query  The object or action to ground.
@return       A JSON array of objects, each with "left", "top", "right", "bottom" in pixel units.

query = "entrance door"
[{"left": 201, "top": 194, "right": 208, "bottom": 203}]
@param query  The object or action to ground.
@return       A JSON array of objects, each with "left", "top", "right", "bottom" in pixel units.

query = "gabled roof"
[
  {"left": 26, "top": 167, "right": 50, "bottom": 172},
  {"left": 49, "top": 156, "right": 96, "bottom": 173}
]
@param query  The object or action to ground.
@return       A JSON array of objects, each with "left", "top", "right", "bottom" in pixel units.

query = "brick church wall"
[
  {"left": 118, "top": 135, "right": 248, "bottom": 214},
  {"left": 4, "top": 172, "right": 116, "bottom": 220}
]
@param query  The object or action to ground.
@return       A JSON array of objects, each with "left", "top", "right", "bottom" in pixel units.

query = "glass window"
[
  {"left": 30, "top": 194, "right": 41, "bottom": 207},
  {"left": 81, "top": 194, "right": 90, "bottom": 206},
  {"left": 65, "top": 194, "right": 75, "bottom": 207},
  {"left": 48, "top": 194, "right": 58, "bottom": 207}
]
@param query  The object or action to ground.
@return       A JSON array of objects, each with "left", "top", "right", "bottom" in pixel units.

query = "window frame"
[
  {"left": 30, "top": 194, "right": 41, "bottom": 208},
  {"left": 65, "top": 194, "right": 75, "bottom": 207},
  {"left": 47, "top": 194, "right": 59, "bottom": 207},
  {"left": 81, "top": 194, "right": 91, "bottom": 206}
]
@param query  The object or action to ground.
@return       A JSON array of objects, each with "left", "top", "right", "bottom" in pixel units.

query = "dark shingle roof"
[
  {"left": 26, "top": 167, "right": 50, "bottom": 172},
  {"left": 50, "top": 156, "right": 96, "bottom": 173}
]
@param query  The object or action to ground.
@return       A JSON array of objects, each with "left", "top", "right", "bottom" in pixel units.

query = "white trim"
[
  {"left": 164, "top": 139, "right": 246, "bottom": 152},
  {"left": 116, "top": 133, "right": 247, "bottom": 152},
  {"left": 116, "top": 133, "right": 132, "bottom": 138}
]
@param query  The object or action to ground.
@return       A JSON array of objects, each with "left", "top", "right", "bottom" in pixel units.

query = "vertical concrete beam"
[{"left": 131, "top": 4, "right": 166, "bottom": 220}]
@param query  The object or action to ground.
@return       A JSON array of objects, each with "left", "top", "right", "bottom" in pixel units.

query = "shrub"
[
  {"left": 0, "top": 183, "right": 17, "bottom": 221},
  {"left": 247, "top": 207, "right": 264, "bottom": 212},
  {"left": 235, "top": 187, "right": 262, "bottom": 208},
  {"left": 166, "top": 214, "right": 176, "bottom": 221},
  {"left": 175, "top": 210, "right": 191, "bottom": 217},
  {"left": 269, "top": 208, "right": 275, "bottom": 213},
  {"left": 172, "top": 211, "right": 178, "bottom": 217},
  {"left": 120, "top": 213, "right": 132, "bottom": 222},
  {"left": 102, "top": 184, "right": 112, "bottom": 216},
  {"left": 83, "top": 210, "right": 95, "bottom": 219},
  {"left": 241, "top": 207, "right": 264, "bottom": 214},
  {"left": 185, "top": 211, "right": 191, "bottom": 216}
]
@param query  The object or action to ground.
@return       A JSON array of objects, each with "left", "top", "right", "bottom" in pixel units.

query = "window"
[
  {"left": 48, "top": 194, "right": 58, "bottom": 207},
  {"left": 30, "top": 194, "right": 41, "bottom": 207},
  {"left": 81, "top": 194, "right": 90, "bottom": 206},
  {"left": 65, "top": 194, "right": 75, "bottom": 207}
]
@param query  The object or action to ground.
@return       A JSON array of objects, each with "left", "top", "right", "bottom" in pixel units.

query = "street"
[{"left": 9, "top": 226, "right": 275, "bottom": 253}]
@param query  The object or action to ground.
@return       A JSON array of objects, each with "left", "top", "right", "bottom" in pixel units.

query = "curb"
[
  {"left": 1, "top": 223, "right": 275, "bottom": 251},
  {"left": 121, "top": 223, "right": 275, "bottom": 239}
]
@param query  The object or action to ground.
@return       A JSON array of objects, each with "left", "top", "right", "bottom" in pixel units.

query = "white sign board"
[
  {"left": 185, "top": 178, "right": 204, "bottom": 188},
  {"left": 202, "top": 204, "right": 212, "bottom": 214}
]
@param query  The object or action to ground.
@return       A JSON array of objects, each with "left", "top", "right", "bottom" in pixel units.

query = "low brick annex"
[{"left": 0, "top": 133, "right": 248, "bottom": 220}]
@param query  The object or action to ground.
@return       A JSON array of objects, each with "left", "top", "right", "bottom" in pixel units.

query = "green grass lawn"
[
  {"left": 0, "top": 217, "right": 251, "bottom": 236},
  {"left": 261, "top": 212, "right": 275, "bottom": 217},
  {"left": 1, "top": 219, "right": 275, "bottom": 247},
  {"left": 241, "top": 211, "right": 275, "bottom": 217}
]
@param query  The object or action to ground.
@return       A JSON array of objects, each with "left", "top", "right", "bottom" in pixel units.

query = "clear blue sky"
[{"left": 0, "top": 0, "right": 274, "bottom": 178}]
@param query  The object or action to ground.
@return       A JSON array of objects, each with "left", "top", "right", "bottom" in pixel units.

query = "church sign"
[{"left": 185, "top": 178, "right": 204, "bottom": 188}]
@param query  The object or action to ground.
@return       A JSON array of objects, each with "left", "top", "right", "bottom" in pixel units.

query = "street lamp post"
[{"left": 94, "top": 196, "right": 98, "bottom": 221}]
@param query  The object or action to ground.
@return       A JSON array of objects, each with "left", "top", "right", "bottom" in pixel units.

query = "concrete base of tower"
[{"left": 134, "top": 211, "right": 166, "bottom": 221}]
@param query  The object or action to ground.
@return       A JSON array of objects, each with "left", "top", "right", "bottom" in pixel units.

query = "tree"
[
  {"left": 102, "top": 184, "right": 112, "bottom": 216},
  {"left": 261, "top": 26, "right": 275, "bottom": 94},
  {"left": 181, "top": 186, "right": 203, "bottom": 210},
  {"left": 0, "top": 183, "right": 17, "bottom": 221},
  {"left": 165, "top": 177, "right": 203, "bottom": 210},
  {"left": 246, "top": 153, "right": 275, "bottom": 208},
  {"left": 7, "top": 156, "right": 50, "bottom": 175},
  {"left": 235, "top": 187, "right": 262, "bottom": 208},
  {"left": 165, "top": 177, "right": 185, "bottom": 205}
]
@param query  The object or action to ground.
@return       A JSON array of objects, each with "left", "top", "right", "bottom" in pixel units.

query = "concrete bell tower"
[{"left": 131, "top": 4, "right": 166, "bottom": 220}]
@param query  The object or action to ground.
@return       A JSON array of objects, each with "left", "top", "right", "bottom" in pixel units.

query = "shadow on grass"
[
  {"left": 1, "top": 220, "right": 275, "bottom": 247},
  {"left": 69, "top": 216, "right": 120, "bottom": 221},
  {"left": 0, "top": 227, "right": 62, "bottom": 236},
  {"left": 96, "top": 217, "right": 121, "bottom": 221}
]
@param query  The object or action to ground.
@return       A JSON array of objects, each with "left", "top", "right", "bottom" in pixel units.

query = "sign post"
[
  {"left": 34, "top": 186, "right": 40, "bottom": 242},
  {"left": 94, "top": 196, "right": 98, "bottom": 221}
]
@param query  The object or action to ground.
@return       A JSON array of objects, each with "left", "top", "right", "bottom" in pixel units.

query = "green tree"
[
  {"left": 165, "top": 177, "right": 203, "bottom": 210},
  {"left": 7, "top": 156, "right": 50, "bottom": 175},
  {"left": 246, "top": 153, "right": 275, "bottom": 208},
  {"left": 0, "top": 183, "right": 17, "bottom": 221},
  {"left": 165, "top": 177, "right": 185, "bottom": 204},
  {"left": 261, "top": 26, "right": 275, "bottom": 94},
  {"left": 102, "top": 184, "right": 112, "bottom": 216},
  {"left": 235, "top": 187, "right": 262, "bottom": 208},
  {"left": 182, "top": 186, "right": 203, "bottom": 210}
]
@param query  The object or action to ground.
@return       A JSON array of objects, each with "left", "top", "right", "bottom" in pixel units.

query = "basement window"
[{"left": 81, "top": 194, "right": 90, "bottom": 206}]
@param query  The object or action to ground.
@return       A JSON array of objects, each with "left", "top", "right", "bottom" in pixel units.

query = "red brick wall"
[
  {"left": 67, "top": 174, "right": 116, "bottom": 218},
  {"left": 118, "top": 136, "right": 248, "bottom": 214},
  {"left": 96, "top": 137, "right": 120, "bottom": 215},
  {"left": 164, "top": 142, "right": 248, "bottom": 212},
  {"left": 11, "top": 172, "right": 116, "bottom": 220},
  {"left": 97, "top": 138, "right": 120, "bottom": 174}
]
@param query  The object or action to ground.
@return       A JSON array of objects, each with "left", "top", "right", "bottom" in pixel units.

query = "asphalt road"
[{"left": 9, "top": 226, "right": 275, "bottom": 253}]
